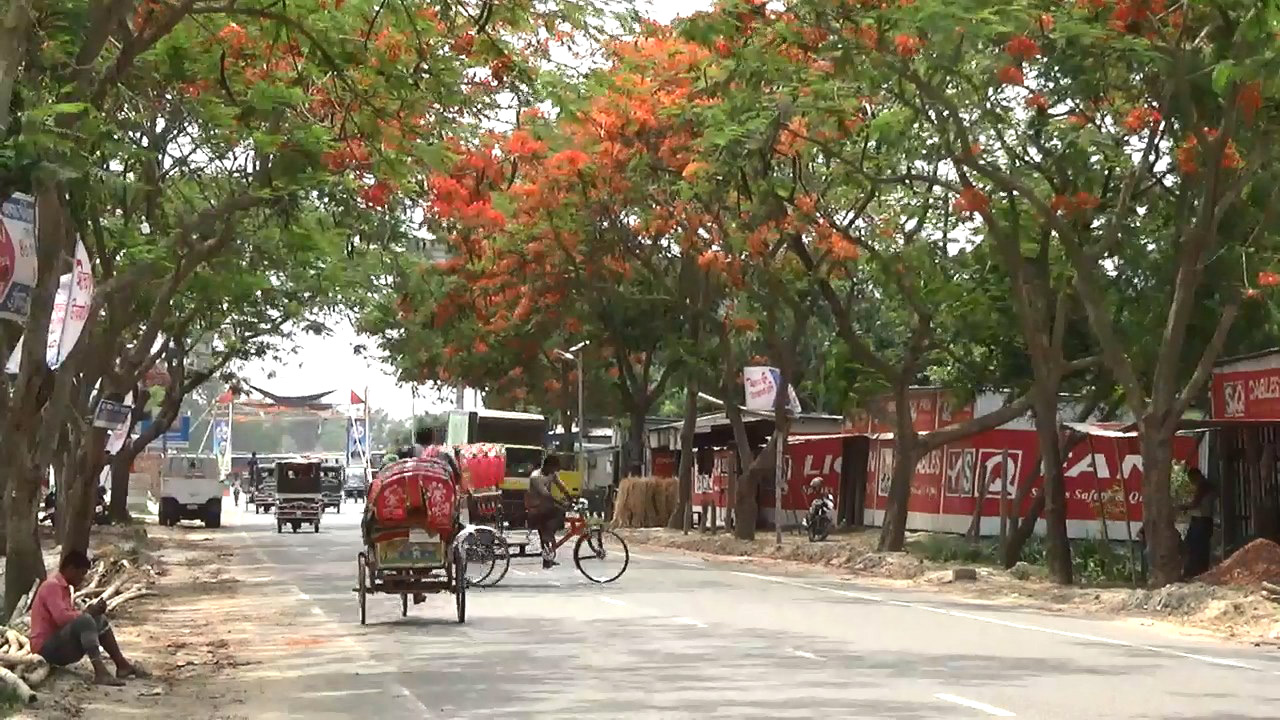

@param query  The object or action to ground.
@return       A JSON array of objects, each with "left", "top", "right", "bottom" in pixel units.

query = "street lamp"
[{"left": 555, "top": 341, "right": 590, "bottom": 481}]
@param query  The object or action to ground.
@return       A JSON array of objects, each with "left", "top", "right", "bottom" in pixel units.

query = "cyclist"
[{"left": 526, "top": 455, "right": 572, "bottom": 568}]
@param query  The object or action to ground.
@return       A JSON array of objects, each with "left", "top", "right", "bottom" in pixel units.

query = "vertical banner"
[
  {"left": 46, "top": 238, "right": 93, "bottom": 368},
  {"left": 5, "top": 237, "right": 94, "bottom": 373},
  {"left": 347, "top": 417, "right": 368, "bottom": 466},
  {"left": 212, "top": 418, "right": 231, "bottom": 475},
  {"left": 0, "top": 192, "right": 36, "bottom": 323}
]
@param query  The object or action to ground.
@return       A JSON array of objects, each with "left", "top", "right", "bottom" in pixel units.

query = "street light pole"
[
  {"left": 558, "top": 341, "right": 589, "bottom": 483},
  {"left": 576, "top": 351, "right": 585, "bottom": 480}
]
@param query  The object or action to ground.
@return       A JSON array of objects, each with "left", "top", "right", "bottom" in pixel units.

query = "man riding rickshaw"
[{"left": 357, "top": 428, "right": 468, "bottom": 623}]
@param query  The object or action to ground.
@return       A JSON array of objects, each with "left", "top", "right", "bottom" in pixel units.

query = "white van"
[{"left": 159, "top": 455, "right": 223, "bottom": 528}]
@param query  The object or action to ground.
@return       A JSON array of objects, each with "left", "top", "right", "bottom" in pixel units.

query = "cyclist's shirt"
[{"left": 527, "top": 470, "right": 558, "bottom": 511}]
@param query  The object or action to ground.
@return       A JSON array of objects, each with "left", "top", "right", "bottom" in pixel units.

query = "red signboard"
[
  {"left": 863, "top": 426, "right": 1201, "bottom": 527},
  {"left": 773, "top": 435, "right": 843, "bottom": 511},
  {"left": 1212, "top": 365, "right": 1280, "bottom": 419},
  {"left": 692, "top": 450, "right": 733, "bottom": 507},
  {"left": 651, "top": 450, "right": 677, "bottom": 478}
]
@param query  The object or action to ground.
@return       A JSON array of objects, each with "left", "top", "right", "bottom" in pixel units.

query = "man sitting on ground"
[{"left": 30, "top": 550, "right": 148, "bottom": 685}]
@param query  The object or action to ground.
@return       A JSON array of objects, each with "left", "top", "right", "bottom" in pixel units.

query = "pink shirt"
[{"left": 30, "top": 573, "right": 79, "bottom": 653}]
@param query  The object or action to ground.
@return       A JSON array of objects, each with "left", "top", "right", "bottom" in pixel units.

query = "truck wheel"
[
  {"left": 313, "top": 522, "right": 320, "bottom": 533},
  {"left": 205, "top": 500, "right": 222, "bottom": 529},
  {"left": 291, "top": 521, "right": 300, "bottom": 533},
  {"left": 160, "top": 499, "right": 179, "bottom": 527}
]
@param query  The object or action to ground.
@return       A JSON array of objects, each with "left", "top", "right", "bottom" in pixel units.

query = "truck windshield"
[
  {"left": 505, "top": 447, "right": 543, "bottom": 478},
  {"left": 277, "top": 466, "right": 320, "bottom": 494}
]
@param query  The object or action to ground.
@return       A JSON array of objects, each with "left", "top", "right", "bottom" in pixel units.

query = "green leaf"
[{"left": 1212, "top": 61, "right": 1237, "bottom": 96}]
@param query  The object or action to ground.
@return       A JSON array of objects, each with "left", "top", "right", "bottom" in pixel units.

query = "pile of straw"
[{"left": 611, "top": 476, "right": 678, "bottom": 528}]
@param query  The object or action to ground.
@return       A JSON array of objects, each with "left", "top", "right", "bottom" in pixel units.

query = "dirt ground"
[
  {"left": 620, "top": 527, "right": 1280, "bottom": 645},
  {"left": 12, "top": 525, "right": 253, "bottom": 720}
]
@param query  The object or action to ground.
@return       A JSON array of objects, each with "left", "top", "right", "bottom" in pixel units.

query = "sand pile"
[{"left": 1200, "top": 539, "right": 1280, "bottom": 587}]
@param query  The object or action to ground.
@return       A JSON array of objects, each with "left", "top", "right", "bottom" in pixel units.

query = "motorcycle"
[{"left": 805, "top": 490, "right": 834, "bottom": 542}]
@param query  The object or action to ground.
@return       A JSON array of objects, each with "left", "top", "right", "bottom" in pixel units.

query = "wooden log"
[
  {"left": 0, "top": 665, "right": 36, "bottom": 703},
  {"left": 20, "top": 660, "right": 49, "bottom": 687},
  {"left": 106, "top": 588, "right": 156, "bottom": 612}
]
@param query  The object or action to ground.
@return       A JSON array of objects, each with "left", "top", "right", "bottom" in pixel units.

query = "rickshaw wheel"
[
  {"left": 357, "top": 553, "right": 368, "bottom": 626},
  {"left": 400, "top": 593, "right": 408, "bottom": 618},
  {"left": 454, "top": 547, "right": 467, "bottom": 624}
]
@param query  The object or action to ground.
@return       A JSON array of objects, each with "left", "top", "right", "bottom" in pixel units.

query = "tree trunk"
[
  {"left": 108, "top": 453, "right": 132, "bottom": 523},
  {"left": 734, "top": 439, "right": 770, "bottom": 541},
  {"left": 668, "top": 377, "right": 699, "bottom": 530},
  {"left": 878, "top": 435, "right": 917, "bottom": 551},
  {"left": 626, "top": 405, "right": 647, "bottom": 477},
  {"left": 2, "top": 459, "right": 42, "bottom": 621},
  {"left": 62, "top": 426, "right": 107, "bottom": 554},
  {"left": 2, "top": 180, "right": 71, "bottom": 614},
  {"left": 1032, "top": 390, "right": 1073, "bottom": 584},
  {"left": 1140, "top": 421, "right": 1181, "bottom": 586},
  {"left": 879, "top": 379, "right": 919, "bottom": 552},
  {"left": 0, "top": 0, "right": 32, "bottom": 138}
]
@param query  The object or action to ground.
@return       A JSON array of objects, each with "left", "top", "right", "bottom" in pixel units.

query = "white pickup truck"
[{"left": 159, "top": 455, "right": 223, "bottom": 528}]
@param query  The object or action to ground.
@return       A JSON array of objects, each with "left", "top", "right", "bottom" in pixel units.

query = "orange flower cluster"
[
  {"left": 1237, "top": 82, "right": 1263, "bottom": 125},
  {"left": 1004, "top": 35, "right": 1041, "bottom": 61},
  {"left": 953, "top": 187, "right": 990, "bottom": 216},
  {"left": 1176, "top": 130, "right": 1243, "bottom": 175},
  {"left": 1050, "top": 191, "right": 1101, "bottom": 216},
  {"left": 1122, "top": 106, "right": 1162, "bottom": 134}
]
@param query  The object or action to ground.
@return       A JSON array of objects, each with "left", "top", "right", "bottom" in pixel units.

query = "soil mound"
[{"left": 1200, "top": 538, "right": 1280, "bottom": 587}]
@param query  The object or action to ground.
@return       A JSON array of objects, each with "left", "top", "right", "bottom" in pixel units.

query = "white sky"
[{"left": 242, "top": 0, "right": 710, "bottom": 420}]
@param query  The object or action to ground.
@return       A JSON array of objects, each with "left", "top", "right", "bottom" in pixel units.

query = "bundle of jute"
[{"left": 611, "top": 476, "right": 679, "bottom": 528}]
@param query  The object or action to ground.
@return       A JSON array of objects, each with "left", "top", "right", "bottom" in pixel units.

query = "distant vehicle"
[
  {"left": 275, "top": 459, "right": 323, "bottom": 533},
  {"left": 251, "top": 463, "right": 279, "bottom": 513},
  {"left": 344, "top": 465, "right": 369, "bottom": 501},
  {"left": 320, "top": 463, "right": 343, "bottom": 513},
  {"left": 159, "top": 455, "right": 223, "bottom": 528}
]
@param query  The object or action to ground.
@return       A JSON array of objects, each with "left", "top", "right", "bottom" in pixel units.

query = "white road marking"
[
  {"left": 787, "top": 648, "right": 823, "bottom": 660},
  {"left": 237, "top": 531, "right": 433, "bottom": 714},
  {"left": 732, "top": 571, "right": 1263, "bottom": 671},
  {"left": 546, "top": 580, "right": 562, "bottom": 587},
  {"left": 306, "top": 688, "right": 383, "bottom": 698},
  {"left": 311, "top": 607, "right": 324, "bottom": 616},
  {"left": 673, "top": 617, "right": 708, "bottom": 628},
  {"left": 632, "top": 552, "right": 703, "bottom": 568},
  {"left": 599, "top": 596, "right": 629, "bottom": 607},
  {"left": 934, "top": 693, "right": 1016, "bottom": 717}
]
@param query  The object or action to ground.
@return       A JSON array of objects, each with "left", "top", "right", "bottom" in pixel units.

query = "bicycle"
[{"left": 464, "top": 497, "right": 629, "bottom": 584}]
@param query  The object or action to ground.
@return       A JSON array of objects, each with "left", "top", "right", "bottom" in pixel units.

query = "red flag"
[
  {"left": 215, "top": 390, "right": 233, "bottom": 404},
  {"left": 351, "top": 390, "right": 365, "bottom": 405}
]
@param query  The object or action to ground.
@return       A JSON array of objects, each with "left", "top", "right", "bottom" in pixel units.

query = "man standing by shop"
[{"left": 1180, "top": 468, "right": 1218, "bottom": 579}]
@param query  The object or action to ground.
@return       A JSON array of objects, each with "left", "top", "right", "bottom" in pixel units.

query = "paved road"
[{"left": 218, "top": 501, "right": 1280, "bottom": 719}]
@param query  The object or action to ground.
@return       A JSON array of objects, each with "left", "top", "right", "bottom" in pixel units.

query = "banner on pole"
[
  {"left": 0, "top": 193, "right": 36, "bottom": 323},
  {"left": 92, "top": 399, "right": 132, "bottom": 431},
  {"left": 4, "top": 237, "right": 94, "bottom": 373},
  {"left": 47, "top": 238, "right": 93, "bottom": 368},
  {"left": 212, "top": 418, "right": 231, "bottom": 474},
  {"left": 743, "top": 366, "right": 801, "bottom": 414},
  {"left": 346, "top": 417, "right": 368, "bottom": 466}
]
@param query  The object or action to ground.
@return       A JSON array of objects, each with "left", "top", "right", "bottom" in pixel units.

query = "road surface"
[{"left": 215, "top": 501, "right": 1280, "bottom": 719}]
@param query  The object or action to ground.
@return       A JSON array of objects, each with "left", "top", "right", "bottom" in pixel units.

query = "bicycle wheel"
[
  {"left": 483, "top": 538, "right": 512, "bottom": 587},
  {"left": 573, "top": 528, "right": 630, "bottom": 583},
  {"left": 463, "top": 532, "right": 498, "bottom": 587}
]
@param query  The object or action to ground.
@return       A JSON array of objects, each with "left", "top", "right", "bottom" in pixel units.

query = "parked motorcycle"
[{"left": 805, "top": 478, "right": 834, "bottom": 542}]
